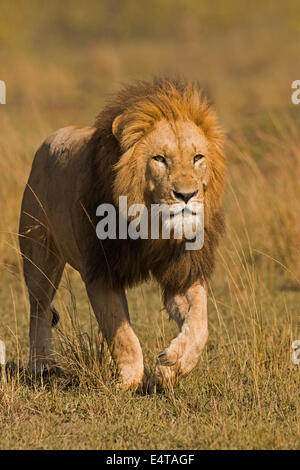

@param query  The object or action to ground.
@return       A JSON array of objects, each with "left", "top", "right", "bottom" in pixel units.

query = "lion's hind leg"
[{"left": 19, "top": 218, "right": 65, "bottom": 375}]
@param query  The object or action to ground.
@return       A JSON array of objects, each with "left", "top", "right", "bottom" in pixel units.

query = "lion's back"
[
  {"left": 19, "top": 125, "right": 100, "bottom": 268},
  {"left": 43, "top": 125, "right": 97, "bottom": 167}
]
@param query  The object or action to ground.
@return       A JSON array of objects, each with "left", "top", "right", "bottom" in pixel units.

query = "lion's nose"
[{"left": 173, "top": 190, "right": 198, "bottom": 204}]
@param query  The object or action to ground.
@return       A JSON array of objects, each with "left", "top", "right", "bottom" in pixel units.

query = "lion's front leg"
[
  {"left": 86, "top": 279, "right": 145, "bottom": 390},
  {"left": 153, "top": 283, "right": 208, "bottom": 388}
]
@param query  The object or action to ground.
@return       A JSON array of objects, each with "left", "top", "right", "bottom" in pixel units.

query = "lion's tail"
[{"left": 51, "top": 306, "right": 60, "bottom": 327}]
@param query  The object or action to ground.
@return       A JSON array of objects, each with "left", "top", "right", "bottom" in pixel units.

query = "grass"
[{"left": 0, "top": 1, "right": 300, "bottom": 450}]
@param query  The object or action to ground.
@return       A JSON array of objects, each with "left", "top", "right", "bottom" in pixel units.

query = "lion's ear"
[{"left": 112, "top": 114, "right": 124, "bottom": 142}]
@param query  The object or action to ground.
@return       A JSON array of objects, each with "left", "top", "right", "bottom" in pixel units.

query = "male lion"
[{"left": 19, "top": 78, "right": 226, "bottom": 390}]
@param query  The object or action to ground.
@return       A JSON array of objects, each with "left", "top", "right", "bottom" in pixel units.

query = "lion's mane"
[{"left": 79, "top": 78, "right": 226, "bottom": 294}]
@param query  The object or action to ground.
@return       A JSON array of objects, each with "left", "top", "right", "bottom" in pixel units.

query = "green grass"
[{"left": 0, "top": 1, "right": 300, "bottom": 450}]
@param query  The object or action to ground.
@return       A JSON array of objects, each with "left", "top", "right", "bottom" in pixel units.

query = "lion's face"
[
  {"left": 143, "top": 119, "right": 209, "bottom": 206},
  {"left": 113, "top": 118, "right": 212, "bottom": 239},
  {"left": 143, "top": 119, "right": 209, "bottom": 238}
]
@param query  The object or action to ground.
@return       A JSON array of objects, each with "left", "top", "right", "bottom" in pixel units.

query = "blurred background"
[
  {"left": 1, "top": 0, "right": 300, "bottom": 125},
  {"left": 0, "top": 0, "right": 300, "bottom": 450}
]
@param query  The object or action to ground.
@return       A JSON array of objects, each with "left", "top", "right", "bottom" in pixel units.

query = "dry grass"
[{"left": 0, "top": 1, "right": 300, "bottom": 450}]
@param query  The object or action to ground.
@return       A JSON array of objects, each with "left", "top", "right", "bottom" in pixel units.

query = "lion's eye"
[
  {"left": 153, "top": 155, "right": 167, "bottom": 165},
  {"left": 194, "top": 154, "right": 205, "bottom": 163}
]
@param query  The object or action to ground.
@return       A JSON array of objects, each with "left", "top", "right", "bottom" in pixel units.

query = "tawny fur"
[{"left": 19, "top": 77, "right": 226, "bottom": 386}]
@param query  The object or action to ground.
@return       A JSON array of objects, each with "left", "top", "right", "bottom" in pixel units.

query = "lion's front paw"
[
  {"left": 158, "top": 333, "right": 188, "bottom": 365},
  {"left": 116, "top": 364, "right": 148, "bottom": 391},
  {"left": 150, "top": 341, "right": 185, "bottom": 390},
  {"left": 151, "top": 335, "right": 204, "bottom": 390},
  {"left": 157, "top": 347, "right": 178, "bottom": 366}
]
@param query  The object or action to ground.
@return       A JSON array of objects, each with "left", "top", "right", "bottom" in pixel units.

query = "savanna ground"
[{"left": 0, "top": 1, "right": 300, "bottom": 449}]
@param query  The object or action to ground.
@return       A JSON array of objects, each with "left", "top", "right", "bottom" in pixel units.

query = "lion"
[{"left": 19, "top": 78, "right": 226, "bottom": 390}]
